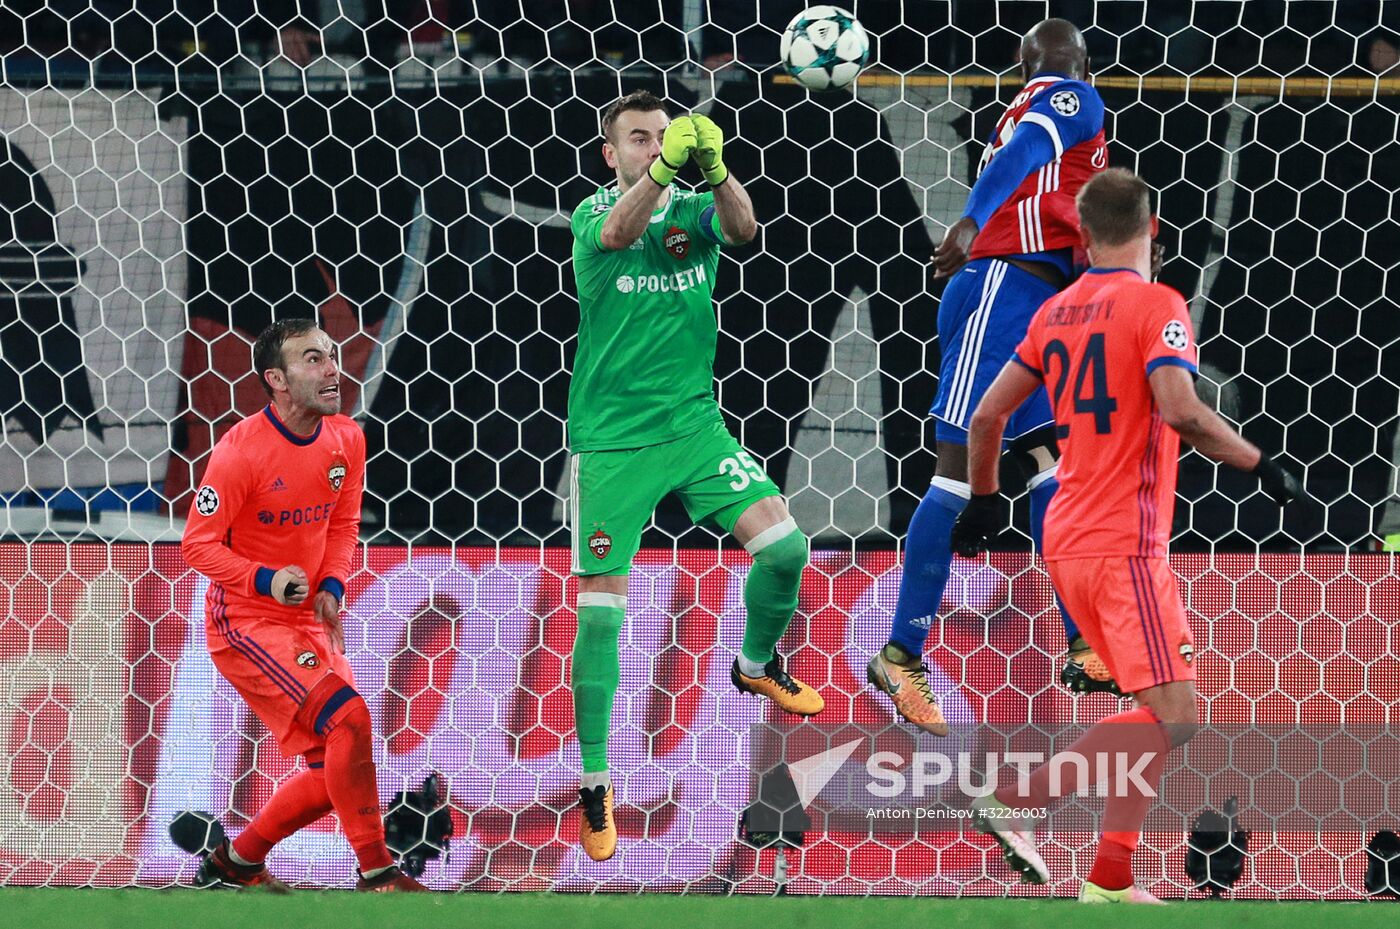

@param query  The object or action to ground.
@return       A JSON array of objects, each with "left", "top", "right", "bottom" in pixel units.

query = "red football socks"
[
  {"left": 235, "top": 688, "right": 395, "bottom": 874},
  {"left": 322, "top": 693, "right": 394, "bottom": 873},
  {"left": 234, "top": 766, "right": 332, "bottom": 864},
  {"left": 1088, "top": 835, "right": 1136, "bottom": 890}
]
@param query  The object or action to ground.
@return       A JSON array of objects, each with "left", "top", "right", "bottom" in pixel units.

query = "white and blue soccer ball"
[{"left": 779, "top": 6, "right": 870, "bottom": 92}]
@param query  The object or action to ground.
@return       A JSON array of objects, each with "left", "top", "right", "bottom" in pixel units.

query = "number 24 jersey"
[{"left": 1014, "top": 268, "right": 1198, "bottom": 561}]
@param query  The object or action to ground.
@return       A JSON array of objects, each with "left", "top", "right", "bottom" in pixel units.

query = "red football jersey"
[
  {"left": 181, "top": 405, "right": 366, "bottom": 625},
  {"left": 968, "top": 75, "right": 1109, "bottom": 260},
  {"left": 1014, "top": 269, "right": 1198, "bottom": 559}
]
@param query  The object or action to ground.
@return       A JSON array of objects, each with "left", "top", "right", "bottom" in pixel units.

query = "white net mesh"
[{"left": 2, "top": 0, "right": 1399, "bottom": 898}]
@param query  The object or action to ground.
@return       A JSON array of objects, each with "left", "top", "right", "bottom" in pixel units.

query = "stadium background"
[{"left": 2, "top": 0, "right": 1399, "bottom": 900}]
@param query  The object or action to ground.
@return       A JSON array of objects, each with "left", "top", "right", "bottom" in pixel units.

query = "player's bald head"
[{"left": 1020, "top": 18, "right": 1088, "bottom": 81}]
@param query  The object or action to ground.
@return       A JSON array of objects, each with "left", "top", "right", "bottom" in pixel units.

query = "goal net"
[{"left": 2, "top": 0, "right": 1398, "bottom": 898}]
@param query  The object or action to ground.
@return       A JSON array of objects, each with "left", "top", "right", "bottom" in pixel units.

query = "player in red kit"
[
  {"left": 952, "top": 170, "right": 1303, "bottom": 902},
  {"left": 180, "top": 318, "right": 427, "bottom": 893}
]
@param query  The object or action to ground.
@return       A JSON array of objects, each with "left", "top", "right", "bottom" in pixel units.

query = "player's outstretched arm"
[
  {"left": 934, "top": 118, "right": 1062, "bottom": 279},
  {"left": 1150, "top": 365, "right": 1304, "bottom": 505},
  {"left": 951, "top": 360, "right": 1044, "bottom": 556}
]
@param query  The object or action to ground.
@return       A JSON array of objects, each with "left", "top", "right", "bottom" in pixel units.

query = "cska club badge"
[
  {"left": 328, "top": 458, "right": 347, "bottom": 492},
  {"left": 588, "top": 529, "right": 612, "bottom": 560},
  {"left": 664, "top": 225, "right": 690, "bottom": 260}
]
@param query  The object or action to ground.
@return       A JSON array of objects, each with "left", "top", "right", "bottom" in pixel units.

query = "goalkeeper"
[{"left": 567, "top": 90, "right": 823, "bottom": 863}]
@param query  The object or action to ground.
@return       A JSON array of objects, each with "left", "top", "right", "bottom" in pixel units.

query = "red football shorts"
[
  {"left": 1048, "top": 556, "right": 1195, "bottom": 694},
  {"left": 207, "top": 615, "right": 354, "bottom": 757}
]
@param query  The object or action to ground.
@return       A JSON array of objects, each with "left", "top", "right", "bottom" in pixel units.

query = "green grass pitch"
[{"left": 3, "top": 889, "right": 1396, "bottom": 929}]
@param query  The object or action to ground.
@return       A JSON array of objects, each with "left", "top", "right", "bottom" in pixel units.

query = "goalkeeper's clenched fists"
[{"left": 689, "top": 113, "right": 729, "bottom": 187}]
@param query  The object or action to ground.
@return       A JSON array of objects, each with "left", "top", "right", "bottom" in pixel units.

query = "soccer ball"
[{"left": 779, "top": 6, "right": 870, "bottom": 92}]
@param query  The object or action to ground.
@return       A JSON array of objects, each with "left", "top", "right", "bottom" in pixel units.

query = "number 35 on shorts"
[{"left": 719, "top": 451, "right": 768, "bottom": 491}]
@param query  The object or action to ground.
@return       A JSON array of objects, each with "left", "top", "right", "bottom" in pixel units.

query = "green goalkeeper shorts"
[{"left": 568, "top": 420, "right": 783, "bottom": 576}]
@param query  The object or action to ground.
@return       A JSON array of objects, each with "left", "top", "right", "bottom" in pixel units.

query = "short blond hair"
[{"left": 1076, "top": 168, "right": 1152, "bottom": 246}]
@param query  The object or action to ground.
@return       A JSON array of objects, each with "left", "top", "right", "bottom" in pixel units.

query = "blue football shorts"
[{"left": 931, "top": 257, "right": 1059, "bottom": 446}]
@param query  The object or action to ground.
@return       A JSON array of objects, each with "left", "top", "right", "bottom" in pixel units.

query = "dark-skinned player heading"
[
  {"left": 181, "top": 319, "right": 428, "bottom": 893},
  {"left": 869, "top": 18, "right": 1121, "bottom": 736}
]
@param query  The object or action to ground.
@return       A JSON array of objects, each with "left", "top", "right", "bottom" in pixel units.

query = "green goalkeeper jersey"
[{"left": 568, "top": 184, "right": 729, "bottom": 451}]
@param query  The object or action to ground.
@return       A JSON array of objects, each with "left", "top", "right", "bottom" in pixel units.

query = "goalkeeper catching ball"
[{"left": 566, "top": 91, "right": 823, "bottom": 863}]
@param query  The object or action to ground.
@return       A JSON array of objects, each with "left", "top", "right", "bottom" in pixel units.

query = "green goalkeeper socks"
[
  {"left": 741, "top": 518, "right": 808, "bottom": 667},
  {"left": 572, "top": 593, "right": 625, "bottom": 773},
  {"left": 571, "top": 520, "right": 804, "bottom": 773}
]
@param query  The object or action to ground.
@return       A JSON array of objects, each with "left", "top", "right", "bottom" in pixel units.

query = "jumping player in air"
[
  {"left": 567, "top": 90, "right": 823, "bottom": 862},
  {"left": 954, "top": 168, "right": 1303, "bottom": 902},
  {"left": 181, "top": 318, "right": 427, "bottom": 892},
  {"left": 870, "top": 18, "right": 1119, "bottom": 736}
]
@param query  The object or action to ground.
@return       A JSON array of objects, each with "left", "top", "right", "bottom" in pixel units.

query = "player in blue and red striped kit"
[{"left": 869, "top": 19, "right": 1119, "bottom": 733}]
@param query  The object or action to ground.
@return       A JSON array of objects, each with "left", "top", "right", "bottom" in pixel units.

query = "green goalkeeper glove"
[
  {"left": 690, "top": 113, "right": 729, "bottom": 186},
  {"left": 648, "top": 117, "right": 697, "bottom": 187}
]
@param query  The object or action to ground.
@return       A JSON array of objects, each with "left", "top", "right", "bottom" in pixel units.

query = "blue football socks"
[{"left": 888, "top": 476, "right": 969, "bottom": 658}]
